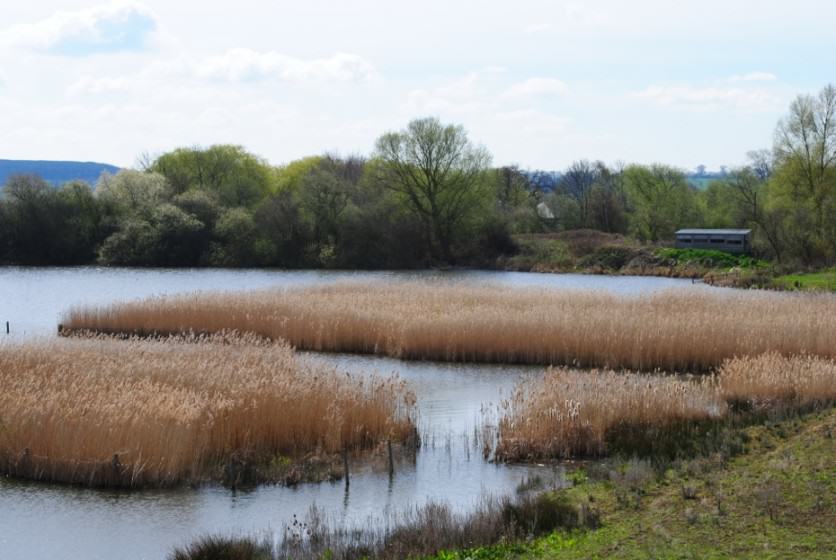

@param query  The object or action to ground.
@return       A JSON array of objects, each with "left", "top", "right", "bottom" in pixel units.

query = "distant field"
[{"left": 686, "top": 176, "right": 718, "bottom": 190}]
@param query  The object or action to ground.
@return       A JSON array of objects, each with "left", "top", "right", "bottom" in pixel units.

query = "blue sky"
[{"left": 0, "top": 0, "right": 833, "bottom": 171}]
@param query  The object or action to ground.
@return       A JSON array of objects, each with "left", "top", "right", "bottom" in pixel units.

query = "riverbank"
[
  {"left": 438, "top": 405, "right": 836, "bottom": 560},
  {"left": 499, "top": 231, "right": 836, "bottom": 293},
  {"left": 171, "top": 404, "right": 836, "bottom": 559},
  {"left": 497, "top": 231, "right": 765, "bottom": 278}
]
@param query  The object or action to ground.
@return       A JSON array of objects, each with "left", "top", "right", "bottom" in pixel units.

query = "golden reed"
[
  {"left": 63, "top": 281, "right": 836, "bottom": 371},
  {"left": 0, "top": 334, "right": 415, "bottom": 487},
  {"left": 495, "top": 353, "right": 836, "bottom": 461}
]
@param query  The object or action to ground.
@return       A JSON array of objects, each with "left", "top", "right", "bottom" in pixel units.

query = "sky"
[{"left": 0, "top": 1, "right": 834, "bottom": 171}]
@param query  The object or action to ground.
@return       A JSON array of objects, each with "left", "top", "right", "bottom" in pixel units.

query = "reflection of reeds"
[
  {"left": 0, "top": 334, "right": 415, "bottom": 487},
  {"left": 495, "top": 355, "right": 836, "bottom": 461},
  {"left": 62, "top": 282, "right": 836, "bottom": 371}
]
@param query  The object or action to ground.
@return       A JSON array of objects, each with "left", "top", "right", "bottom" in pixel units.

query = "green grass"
[
  {"left": 428, "top": 407, "right": 836, "bottom": 560},
  {"left": 773, "top": 269, "right": 836, "bottom": 292},
  {"left": 656, "top": 248, "right": 767, "bottom": 270}
]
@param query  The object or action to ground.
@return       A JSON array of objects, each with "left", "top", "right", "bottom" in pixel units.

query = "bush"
[
  {"left": 577, "top": 246, "right": 638, "bottom": 270},
  {"left": 170, "top": 536, "right": 272, "bottom": 560},
  {"left": 656, "top": 248, "right": 766, "bottom": 269}
]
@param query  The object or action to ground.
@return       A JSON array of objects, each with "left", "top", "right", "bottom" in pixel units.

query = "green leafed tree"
[
  {"left": 624, "top": 164, "right": 699, "bottom": 242},
  {"left": 96, "top": 169, "right": 168, "bottom": 218},
  {"left": 374, "top": 117, "right": 492, "bottom": 263},
  {"left": 770, "top": 84, "right": 836, "bottom": 262},
  {"left": 150, "top": 145, "right": 275, "bottom": 207},
  {"left": 211, "top": 207, "right": 258, "bottom": 266}
]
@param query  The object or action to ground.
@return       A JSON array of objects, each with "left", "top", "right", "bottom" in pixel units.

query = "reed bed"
[
  {"left": 719, "top": 352, "right": 836, "bottom": 407},
  {"left": 495, "top": 354, "right": 836, "bottom": 461},
  {"left": 0, "top": 334, "right": 415, "bottom": 487},
  {"left": 61, "top": 281, "right": 836, "bottom": 371},
  {"left": 494, "top": 369, "right": 725, "bottom": 460}
]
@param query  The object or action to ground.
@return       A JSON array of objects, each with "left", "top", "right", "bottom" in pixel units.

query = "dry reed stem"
[
  {"left": 495, "top": 369, "right": 724, "bottom": 460},
  {"left": 62, "top": 281, "right": 836, "bottom": 371},
  {"left": 495, "top": 354, "right": 836, "bottom": 461},
  {"left": 0, "top": 334, "right": 415, "bottom": 487},
  {"left": 720, "top": 352, "right": 836, "bottom": 406}
]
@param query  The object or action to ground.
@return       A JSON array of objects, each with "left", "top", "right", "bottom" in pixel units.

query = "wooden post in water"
[
  {"left": 5, "top": 321, "right": 9, "bottom": 335},
  {"left": 342, "top": 448, "right": 350, "bottom": 487},
  {"left": 387, "top": 439, "right": 394, "bottom": 477}
]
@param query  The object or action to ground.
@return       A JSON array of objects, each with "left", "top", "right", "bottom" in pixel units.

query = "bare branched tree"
[{"left": 375, "top": 117, "right": 491, "bottom": 263}]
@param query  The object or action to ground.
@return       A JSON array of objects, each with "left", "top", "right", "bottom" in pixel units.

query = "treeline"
[{"left": 0, "top": 85, "right": 834, "bottom": 268}]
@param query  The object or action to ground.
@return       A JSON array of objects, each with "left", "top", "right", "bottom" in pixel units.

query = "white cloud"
[
  {"left": 67, "top": 76, "right": 133, "bottom": 95},
  {"left": 195, "top": 49, "right": 378, "bottom": 83},
  {"left": 495, "top": 109, "right": 571, "bottom": 135},
  {"left": 67, "top": 48, "right": 379, "bottom": 98},
  {"left": 728, "top": 72, "right": 778, "bottom": 82},
  {"left": 634, "top": 85, "right": 777, "bottom": 111},
  {"left": 524, "top": 23, "right": 552, "bottom": 34},
  {"left": 0, "top": 1, "right": 158, "bottom": 55},
  {"left": 503, "top": 78, "right": 569, "bottom": 99}
]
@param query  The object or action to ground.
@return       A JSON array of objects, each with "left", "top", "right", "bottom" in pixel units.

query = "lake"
[{"left": 0, "top": 267, "right": 706, "bottom": 560}]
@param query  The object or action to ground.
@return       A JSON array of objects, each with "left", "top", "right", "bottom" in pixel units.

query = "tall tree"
[
  {"left": 557, "top": 160, "right": 600, "bottom": 228},
  {"left": 624, "top": 164, "right": 697, "bottom": 242},
  {"left": 151, "top": 145, "right": 274, "bottom": 207},
  {"left": 771, "top": 84, "right": 836, "bottom": 261},
  {"left": 374, "top": 117, "right": 491, "bottom": 263}
]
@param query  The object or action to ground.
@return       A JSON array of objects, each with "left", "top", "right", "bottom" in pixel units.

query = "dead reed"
[
  {"left": 61, "top": 281, "right": 836, "bottom": 371},
  {"left": 0, "top": 334, "right": 415, "bottom": 487},
  {"left": 494, "top": 354, "right": 836, "bottom": 461},
  {"left": 494, "top": 369, "right": 725, "bottom": 461},
  {"left": 719, "top": 352, "right": 836, "bottom": 408}
]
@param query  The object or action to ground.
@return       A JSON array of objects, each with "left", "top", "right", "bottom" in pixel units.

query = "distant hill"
[{"left": 0, "top": 159, "right": 120, "bottom": 187}]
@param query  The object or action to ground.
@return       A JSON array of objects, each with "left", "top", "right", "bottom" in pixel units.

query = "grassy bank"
[
  {"left": 496, "top": 353, "right": 836, "bottom": 461},
  {"left": 62, "top": 282, "right": 836, "bottom": 371},
  {"left": 170, "top": 405, "right": 836, "bottom": 559},
  {"left": 500, "top": 231, "right": 766, "bottom": 279},
  {"left": 444, "top": 406, "right": 836, "bottom": 560},
  {"left": 773, "top": 269, "right": 836, "bottom": 292},
  {"left": 503, "top": 229, "right": 836, "bottom": 293},
  {"left": 0, "top": 334, "right": 415, "bottom": 488}
]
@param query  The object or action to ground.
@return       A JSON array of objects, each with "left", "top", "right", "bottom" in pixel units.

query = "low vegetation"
[
  {"left": 495, "top": 353, "right": 836, "bottom": 462},
  {"left": 502, "top": 231, "right": 767, "bottom": 279},
  {"left": 0, "top": 334, "right": 415, "bottom": 488},
  {"left": 62, "top": 282, "right": 836, "bottom": 371},
  {"left": 171, "top": 406, "right": 836, "bottom": 559},
  {"left": 773, "top": 268, "right": 836, "bottom": 292},
  {"left": 171, "top": 490, "right": 598, "bottom": 560}
]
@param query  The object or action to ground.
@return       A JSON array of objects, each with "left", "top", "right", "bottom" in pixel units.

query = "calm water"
[{"left": 0, "top": 267, "right": 703, "bottom": 560}]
